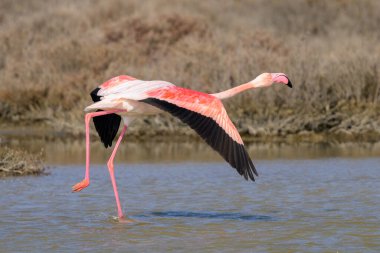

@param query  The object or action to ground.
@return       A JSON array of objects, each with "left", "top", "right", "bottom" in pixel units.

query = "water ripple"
[{"left": 1, "top": 158, "right": 380, "bottom": 252}]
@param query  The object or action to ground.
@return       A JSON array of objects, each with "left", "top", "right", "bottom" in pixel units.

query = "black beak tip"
[{"left": 286, "top": 80, "right": 293, "bottom": 88}]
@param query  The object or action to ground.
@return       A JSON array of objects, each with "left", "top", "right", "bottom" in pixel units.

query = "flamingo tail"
[{"left": 90, "top": 88, "right": 121, "bottom": 148}]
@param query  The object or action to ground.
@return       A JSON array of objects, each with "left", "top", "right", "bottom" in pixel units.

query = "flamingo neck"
[{"left": 211, "top": 82, "right": 255, "bottom": 100}]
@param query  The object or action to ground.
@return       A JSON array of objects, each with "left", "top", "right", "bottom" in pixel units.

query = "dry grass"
[
  {"left": 0, "top": 147, "right": 47, "bottom": 177},
  {"left": 0, "top": 0, "right": 379, "bottom": 140}
]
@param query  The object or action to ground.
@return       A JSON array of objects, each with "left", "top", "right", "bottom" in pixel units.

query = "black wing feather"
[
  {"left": 141, "top": 98, "right": 257, "bottom": 181},
  {"left": 90, "top": 88, "right": 121, "bottom": 148}
]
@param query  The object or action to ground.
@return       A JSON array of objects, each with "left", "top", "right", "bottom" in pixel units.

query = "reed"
[{"left": 0, "top": 147, "right": 47, "bottom": 177}]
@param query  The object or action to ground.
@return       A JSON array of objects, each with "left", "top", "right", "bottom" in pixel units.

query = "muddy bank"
[
  {"left": 0, "top": 147, "right": 47, "bottom": 177},
  {"left": 2, "top": 133, "right": 380, "bottom": 166},
  {"left": 1, "top": 122, "right": 379, "bottom": 177},
  {"left": 1, "top": 103, "right": 379, "bottom": 144}
]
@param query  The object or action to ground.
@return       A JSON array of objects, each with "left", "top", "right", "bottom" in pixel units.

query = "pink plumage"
[{"left": 73, "top": 73, "right": 292, "bottom": 220}]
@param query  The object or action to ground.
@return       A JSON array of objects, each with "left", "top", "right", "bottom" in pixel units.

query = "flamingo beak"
[
  {"left": 271, "top": 73, "right": 293, "bottom": 88},
  {"left": 286, "top": 79, "right": 293, "bottom": 88}
]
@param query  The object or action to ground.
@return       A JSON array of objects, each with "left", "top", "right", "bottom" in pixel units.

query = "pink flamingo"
[{"left": 72, "top": 73, "right": 292, "bottom": 219}]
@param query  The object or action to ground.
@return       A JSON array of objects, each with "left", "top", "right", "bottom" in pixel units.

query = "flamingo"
[{"left": 72, "top": 73, "right": 292, "bottom": 219}]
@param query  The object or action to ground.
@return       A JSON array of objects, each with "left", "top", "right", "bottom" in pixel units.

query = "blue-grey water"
[{"left": 1, "top": 157, "right": 380, "bottom": 252}]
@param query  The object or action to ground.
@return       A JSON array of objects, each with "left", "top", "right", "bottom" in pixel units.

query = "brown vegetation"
[
  {"left": 0, "top": 147, "right": 47, "bottom": 177},
  {"left": 0, "top": 0, "right": 379, "bottom": 141}
]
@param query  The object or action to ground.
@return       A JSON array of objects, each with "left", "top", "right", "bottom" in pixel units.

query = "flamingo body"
[
  {"left": 73, "top": 72, "right": 292, "bottom": 219},
  {"left": 86, "top": 76, "right": 256, "bottom": 179}
]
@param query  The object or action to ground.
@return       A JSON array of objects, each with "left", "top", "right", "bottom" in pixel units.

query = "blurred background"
[
  {"left": 0, "top": 0, "right": 379, "bottom": 157},
  {"left": 1, "top": 2, "right": 380, "bottom": 252}
]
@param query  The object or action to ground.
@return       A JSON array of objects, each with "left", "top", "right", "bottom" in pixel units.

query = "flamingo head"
[
  {"left": 250, "top": 73, "right": 293, "bottom": 88},
  {"left": 271, "top": 73, "right": 292, "bottom": 88}
]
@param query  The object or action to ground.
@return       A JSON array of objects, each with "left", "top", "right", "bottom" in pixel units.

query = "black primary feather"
[
  {"left": 90, "top": 87, "right": 121, "bottom": 148},
  {"left": 141, "top": 98, "right": 257, "bottom": 181}
]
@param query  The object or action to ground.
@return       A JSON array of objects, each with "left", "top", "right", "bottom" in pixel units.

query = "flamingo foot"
[
  {"left": 72, "top": 179, "right": 90, "bottom": 192},
  {"left": 116, "top": 215, "right": 136, "bottom": 224}
]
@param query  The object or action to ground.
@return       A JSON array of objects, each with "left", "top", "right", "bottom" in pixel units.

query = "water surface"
[
  {"left": 3, "top": 135, "right": 380, "bottom": 164},
  {"left": 1, "top": 158, "right": 380, "bottom": 252}
]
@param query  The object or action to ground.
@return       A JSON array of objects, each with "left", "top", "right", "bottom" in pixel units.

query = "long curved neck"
[{"left": 211, "top": 82, "right": 254, "bottom": 100}]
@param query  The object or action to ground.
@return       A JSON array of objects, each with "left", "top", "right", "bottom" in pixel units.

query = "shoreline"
[
  {"left": 2, "top": 126, "right": 379, "bottom": 176},
  {"left": 1, "top": 102, "right": 379, "bottom": 145},
  {"left": 1, "top": 125, "right": 379, "bottom": 145}
]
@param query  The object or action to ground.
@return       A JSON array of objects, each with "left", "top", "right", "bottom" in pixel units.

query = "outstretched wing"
[{"left": 141, "top": 86, "right": 258, "bottom": 181}]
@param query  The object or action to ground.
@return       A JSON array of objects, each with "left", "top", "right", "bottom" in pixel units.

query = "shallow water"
[
  {"left": 1, "top": 158, "right": 380, "bottom": 252},
  {"left": 3, "top": 135, "right": 380, "bottom": 164}
]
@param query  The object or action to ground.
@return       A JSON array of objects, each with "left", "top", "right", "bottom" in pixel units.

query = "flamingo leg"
[
  {"left": 106, "top": 124, "right": 127, "bottom": 218},
  {"left": 72, "top": 109, "right": 125, "bottom": 192}
]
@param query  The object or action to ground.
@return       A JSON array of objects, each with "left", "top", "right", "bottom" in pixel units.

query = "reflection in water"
[
  {"left": 148, "top": 211, "right": 274, "bottom": 221},
  {"left": 2, "top": 135, "right": 380, "bottom": 164}
]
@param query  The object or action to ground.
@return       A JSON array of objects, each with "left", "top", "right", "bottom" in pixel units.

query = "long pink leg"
[
  {"left": 106, "top": 124, "right": 127, "bottom": 218},
  {"left": 72, "top": 109, "right": 125, "bottom": 192}
]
